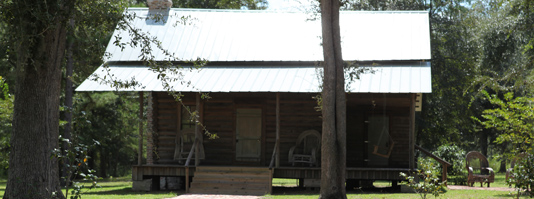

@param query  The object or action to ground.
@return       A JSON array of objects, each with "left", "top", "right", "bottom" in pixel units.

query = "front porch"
[
  {"left": 132, "top": 164, "right": 410, "bottom": 194},
  {"left": 131, "top": 91, "right": 420, "bottom": 194}
]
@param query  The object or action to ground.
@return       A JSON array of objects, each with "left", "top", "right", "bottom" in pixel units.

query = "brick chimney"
[{"left": 147, "top": 0, "right": 172, "bottom": 10}]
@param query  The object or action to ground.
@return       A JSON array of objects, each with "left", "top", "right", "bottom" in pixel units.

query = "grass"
[
  {"left": 0, "top": 179, "right": 4, "bottom": 197},
  {"left": 0, "top": 173, "right": 530, "bottom": 199},
  {"left": 0, "top": 176, "right": 178, "bottom": 199},
  {"left": 63, "top": 181, "right": 178, "bottom": 199}
]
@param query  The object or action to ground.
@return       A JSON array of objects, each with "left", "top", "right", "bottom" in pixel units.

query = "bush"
[
  {"left": 401, "top": 158, "right": 446, "bottom": 199},
  {"left": 432, "top": 144, "right": 467, "bottom": 185},
  {"left": 507, "top": 151, "right": 534, "bottom": 198}
]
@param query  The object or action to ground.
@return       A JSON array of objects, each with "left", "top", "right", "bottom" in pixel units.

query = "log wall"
[{"left": 151, "top": 92, "right": 412, "bottom": 168}]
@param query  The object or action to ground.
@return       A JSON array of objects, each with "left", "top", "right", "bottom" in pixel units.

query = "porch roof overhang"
[{"left": 76, "top": 62, "right": 431, "bottom": 93}]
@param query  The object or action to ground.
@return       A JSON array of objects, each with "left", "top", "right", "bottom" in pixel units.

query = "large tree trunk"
[
  {"left": 480, "top": 129, "right": 489, "bottom": 157},
  {"left": 6, "top": 26, "right": 67, "bottom": 199},
  {"left": 320, "top": 0, "right": 347, "bottom": 198},
  {"left": 100, "top": 149, "right": 108, "bottom": 178},
  {"left": 62, "top": 18, "right": 75, "bottom": 187},
  {"left": 4, "top": 1, "right": 69, "bottom": 199}
]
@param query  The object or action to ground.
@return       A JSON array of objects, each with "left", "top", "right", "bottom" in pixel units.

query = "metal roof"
[
  {"left": 76, "top": 62, "right": 431, "bottom": 93},
  {"left": 105, "top": 8, "right": 431, "bottom": 62}
]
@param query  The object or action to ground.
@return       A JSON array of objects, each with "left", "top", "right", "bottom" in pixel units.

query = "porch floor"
[{"left": 132, "top": 164, "right": 409, "bottom": 181}]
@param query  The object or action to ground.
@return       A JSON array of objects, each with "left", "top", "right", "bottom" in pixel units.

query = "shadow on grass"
[
  {"left": 81, "top": 187, "right": 183, "bottom": 196},
  {"left": 67, "top": 180, "right": 133, "bottom": 188},
  {"left": 494, "top": 192, "right": 530, "bottom": 198},
  {"left": 271, "top": 187, "right": 319, "bottom": 196},
  {"left": 270, "top": 186, "right": 402, "bottom": 196}
]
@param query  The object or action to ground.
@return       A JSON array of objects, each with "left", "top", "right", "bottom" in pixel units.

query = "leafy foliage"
[
  {"left": 468, "top": 0, "right": 534, "bottom": 158},
  {"left": 171, "top": 0, "right": 268, "bottom": 9},
  {"left": 474, "top": 91, "right": 534, "bottom": 155},
  {"left": 68, "top": 0, "right": 128, "bottom": 86},
  {"left": 418, "top": 0, "right": 480, "bottom": 151},
  {"left": 401, "top": 158, "right": 446, "bottom": 199},
  {"left": 342, "top": 0, "right": 426, "bottom": 10},
  {"left": 73, "top": 92, "right": 140, "bottom": 177},
  {"left": 53, "top": 136, "right": 100, "bottom": 199},
  {"left": 0, "top": 77, "right": 12, "bottom": 176},
  {"left": 432, "top": 145, "right": 467, "bottom": 185},
  {"left": 507, "top": 151, "right": 534, "bottom": 198}
]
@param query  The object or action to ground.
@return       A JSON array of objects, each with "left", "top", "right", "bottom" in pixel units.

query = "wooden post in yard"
[
  {"left": 138, "top": 92, "right": 144, "bottom": 166},
  {"left": 186, "top": 167, "right": 190, "bottom": 193},
  {"left": 409, "top": 94, "right": 416, "bottom": 171},
  {"left": 443, "top": 164, "right": 448, "bottom": 186},
  {"left": 195, "top": 93, "right": 200, "bottom": 166},
  {"left": 147, "top": 93, "right": 154, "bottom": 165},
  {"left": 276, "top": 93, "right": 280, "bottom": 168}
]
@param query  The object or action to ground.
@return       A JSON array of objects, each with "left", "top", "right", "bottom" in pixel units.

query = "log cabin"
[{"left": 77, "top": 3, "right": 432, "bottom": 195}]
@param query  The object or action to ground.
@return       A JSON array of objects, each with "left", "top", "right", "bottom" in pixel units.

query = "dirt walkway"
[
  {"left": 166, "top": 194, "right": 262, "bottom": 199},
  {"left": 165, "top": 185, "right": 517, "bottom": 198},
  {"left": 447, "top": 185, "right": 515, "bottom": 192}
]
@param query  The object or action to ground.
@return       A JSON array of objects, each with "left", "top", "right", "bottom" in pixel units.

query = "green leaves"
[
  {"left": 476, "top": 91, "right": 534, "bottom": 155},
  {"left": 507, "top": 151, "right": 534, "bottom": 198},
  {"left": 53, "top": 135, "right": 101, "bottom": 199},
  {"left": 401, "top": 158, "right": 446, "bottom": 199},
  {"left": 0, "top": 77, "right": 12, "bottom": 173}
]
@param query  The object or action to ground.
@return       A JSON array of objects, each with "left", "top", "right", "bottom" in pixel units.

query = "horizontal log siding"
[
  {"left": 152, "top": 92, "right": 412, "bottom": 168},
  {"left": 345, "top": 94, "right": 411, "bottom": 168},
  {"left": 154, "top": 93, "right": 178, "bottom": 162},
  {"left": 202, "top": 100, "right": 235, "bottom": 165},
  {"left": 346, "top": 107, "right": 365, "bottom": 167},
  {"left": 265, "top": 93, "right": 322, "bottom": 167},
  {"left": 389, "top": 113, "right": 410, "bottom": 167}
]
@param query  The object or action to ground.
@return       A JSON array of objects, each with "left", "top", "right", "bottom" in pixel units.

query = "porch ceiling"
[{"left": 76, "top": 62, "right": 431, "bottom": 93}]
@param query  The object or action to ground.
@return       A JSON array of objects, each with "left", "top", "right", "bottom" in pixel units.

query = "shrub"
[
  {"left": 432, "top": 144, "right": 467, "bottom": 185},
  {"left": 507, "top": 151, "right": 534, "bottom": 198},
  {"left": 401, "top": 158, "right": 446, "bottom": 199}
]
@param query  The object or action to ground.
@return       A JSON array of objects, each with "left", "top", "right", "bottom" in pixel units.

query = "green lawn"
[
  {"left": 0, "top": 177, "right": 178, "bottom": 199},
  {"left": 0, "top": 173, "right": 530, "bottom": 199}
]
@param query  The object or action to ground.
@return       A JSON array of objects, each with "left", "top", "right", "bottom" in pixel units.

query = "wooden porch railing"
[
  {"left": 184, "top": 140, "right": 197, "bottom": 193},
  {"left": 415, "top": 144, "right": 452, "bottom": 186},
  {"left": 269, "top": 142, "right": 278, "bottom": 169}
]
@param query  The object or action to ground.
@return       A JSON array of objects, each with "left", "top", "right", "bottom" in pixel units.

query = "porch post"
[
  {"left": 138, "top": 92, "right": 144, "bottom": 166},
  {"left": 147, "top": 92, "right": 154, "bottom": 165},
  {"left": 409, "top": 93, "right": 416, "bottom": 170},
  {"left": 276, "top": 93, "right": 280, "bottom": 168},
  {"left": 195, "top": 93, "right": 200, "bottom": 166}
]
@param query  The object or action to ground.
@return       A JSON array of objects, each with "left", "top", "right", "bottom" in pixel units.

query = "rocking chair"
[
  {"left": 288, "top": 129, "right": 321, "bottom": 167},
  {"left": 174, "top": 129, "right": 205, "bottom": 163}
]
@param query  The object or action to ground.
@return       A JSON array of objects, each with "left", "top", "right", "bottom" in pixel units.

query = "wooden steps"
[{"left": 189, "top": 166, "right": 272, "bottom": 195}]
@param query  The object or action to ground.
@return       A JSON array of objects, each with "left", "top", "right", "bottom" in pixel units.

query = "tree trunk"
[
  {"left": 499, "top": 160, "right": 506, "bottom": 173},
  {"left": 100, "top": 149, "right": 108, "bottom": 178},
  {"left": 6, "top": 15, "right": 66, "bottom": 199},
  {"left": 4, "top": 1, "right": 70, "bottom": 198},
  {"left": 319, "top": 0, "right": 347, "bottom": 198},
  {"left": 480, "top": 129, "right": 488, "bottom": 157},
  {"left": 62, "top": 18, "right": 75, "bottom": 187}
]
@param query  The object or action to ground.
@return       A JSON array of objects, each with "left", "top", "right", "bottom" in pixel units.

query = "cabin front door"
[{"left": 235, "top": 109, "right": 262, "bottom": 162}]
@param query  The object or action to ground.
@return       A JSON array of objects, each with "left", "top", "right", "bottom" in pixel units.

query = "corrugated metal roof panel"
[
  {"left": 76, "top": 63, "right": 431, "bottom": 93},
  {"left": 104, "top": 9, "right": 430, "bottom": 62}
]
